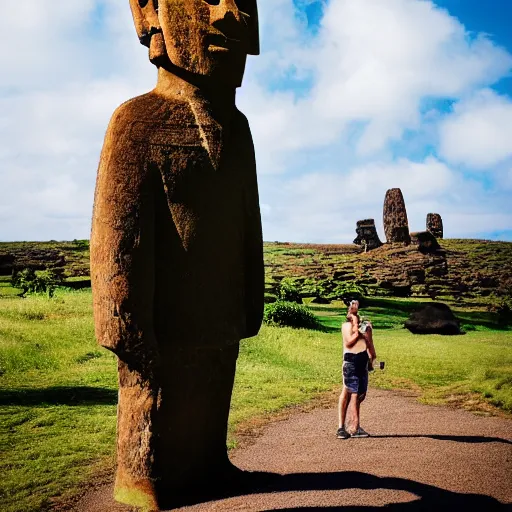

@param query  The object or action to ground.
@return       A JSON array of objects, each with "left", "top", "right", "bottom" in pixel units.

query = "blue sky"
[{"left": 1, "top": 0, "right": 511, "bottom": 243}]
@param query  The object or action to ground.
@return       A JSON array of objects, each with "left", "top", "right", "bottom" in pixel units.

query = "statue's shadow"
[{"left": 164, "top": 469, "right": 508, "bottom": 510}]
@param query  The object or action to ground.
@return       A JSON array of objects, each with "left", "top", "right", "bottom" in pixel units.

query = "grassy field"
[{"left": 0, "top": 286, "right": 511, "bottom": 512}]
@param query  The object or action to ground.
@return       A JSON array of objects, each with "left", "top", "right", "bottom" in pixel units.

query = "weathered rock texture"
[
  {"left": 353, "top": 219, "right": 383, "bottom": 251},
  {"left": 0, "top": 249, "right": 65, "bottom": 276},
  {"left": 404, "top": 303, "right": 461, "bottom": 335},
  {"left": 427, "top": 213, "right": 444, "bottom": 239},
  {"left": 90, "top": 1, "right": 262, "bottom": 509},
  {"left": 410, "top": 231, "right": 441, "bottom": 254},
  {"left": 383, "top": 188, "right": 411, "bottom": 244}
]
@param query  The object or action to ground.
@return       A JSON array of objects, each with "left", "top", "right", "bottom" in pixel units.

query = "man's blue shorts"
[{"left": 343, "top": 351, "right": 369, "bottom": 395}]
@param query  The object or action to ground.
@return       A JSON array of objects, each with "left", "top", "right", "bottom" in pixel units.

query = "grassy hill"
[
  {"left": 264, "top": 239, "right": 512, "bottom": 305},
  {"left": 1, "top": 238, "right": 511, "bottom": 304}
]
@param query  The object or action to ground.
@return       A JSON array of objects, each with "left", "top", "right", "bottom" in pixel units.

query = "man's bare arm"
[{"left": 365, "top": 326, "right": 377, "bottom": 360}]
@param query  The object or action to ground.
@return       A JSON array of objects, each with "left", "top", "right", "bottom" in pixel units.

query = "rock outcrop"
[
  {"left": 404, "top": 302, "right": 461, "bottom": 335},
  {"left": 383, "top": 188, "right": 411, "bottom": 244},
  {"left": 427, "top": 213, "right": 443, "bottom": 239},
  {"left": 353, "top": 219, "right": 383, "bottom": 251}
]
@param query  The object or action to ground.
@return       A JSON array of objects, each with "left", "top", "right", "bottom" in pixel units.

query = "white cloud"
[
  {"left": 260, "top": 156, "right": 460, "bottom": 242},
  {"left": 240, "top": 0, "right": 512, "bottom": 167},
  {"left": 438, "top": 89, "right": 512, "bottom": 169},
  {"left": 1, "top": 0, "right": 512, "bottom": 242}
]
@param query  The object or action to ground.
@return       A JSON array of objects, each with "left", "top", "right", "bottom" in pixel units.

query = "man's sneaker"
[
  {"left": 351, "top": 427, "right": 370, "bottom": 438},
  {"left": 336, "top": 427, "right": 350, "bottom": 440}
]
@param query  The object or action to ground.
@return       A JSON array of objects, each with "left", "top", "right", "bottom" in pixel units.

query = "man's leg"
[
  {"left": 351, "top": 371, "right": 370, "bottom": 438},
  {"left": 354, "top": 392, "right": 366, "bottom": 429},
  {"left": 338, "top": 386, "right": 350, "bottom": 428},
  {"left": 346, "top": 393, "right": 360, "bottom": 434}
]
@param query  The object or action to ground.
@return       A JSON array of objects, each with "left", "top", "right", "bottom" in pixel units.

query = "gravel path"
[{"left": 74, "top": 389, "right": 512, "bottom": 511}]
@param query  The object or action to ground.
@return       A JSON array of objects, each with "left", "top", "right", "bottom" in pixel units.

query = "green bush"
[
  {"left": 330, "top": 282, "right": 366, "bottom": 305},
  {"left": 263, "top": 301, "right": 322, "bottom": 330},
  {"left": 264, "top": 292, "right": 278, "bottom": 304},
  {"left": 487, "top": 294, "right": 512, "bottom": 326},
  {"left": 72, "top": 239, "right": 90, "bottom": 250},
  {"left": 12, "top": 268, "right": 63, "bottom": 298},
  {"left": 278, "top": 278, "right": 302, "bottom": 304}
]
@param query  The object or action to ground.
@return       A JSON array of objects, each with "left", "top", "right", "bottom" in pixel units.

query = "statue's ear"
[
  {"left": 129, "top": 0, "right": 167, "bottom": 66},
  {"left": 246, "top": 1, "right": 260, "bottom": 56}
]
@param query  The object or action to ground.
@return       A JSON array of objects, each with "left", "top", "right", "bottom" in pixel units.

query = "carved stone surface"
[
  {"left": 383, "top": 188, "right": 411, "bottom": 244},
  {"left": 427, "top": 213, "right": 443, "bottom": 239},
  {"left": 410, "top": 231, "right": 441, "bottom": 254},
  {"left": 353, "top": 219, "right": 383, "bottom": 251},
  {"left": 90, "top": 1, "right": 262, "bottom": 509}
]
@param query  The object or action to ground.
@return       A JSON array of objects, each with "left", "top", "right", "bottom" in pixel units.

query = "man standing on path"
[{"left": 337, "top": 300, "right": 377, "bottom": 439}]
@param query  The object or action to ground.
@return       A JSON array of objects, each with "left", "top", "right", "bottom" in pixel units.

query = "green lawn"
[{"left": 0, "top": 289, "right": 511, "bottom": 512}]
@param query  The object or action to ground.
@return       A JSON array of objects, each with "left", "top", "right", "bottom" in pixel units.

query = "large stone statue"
[
  {"left": 90, "top": 1, "right": 263, "bottom": 509},
  {"left": 383, "top": 188, "right": 411, "bottom": 244},
  {"left": 426, "top": 213, "right": 443, "bottom": 239},
  {"left": 353, "top": 219, "right": 382, "bottom": 251}
]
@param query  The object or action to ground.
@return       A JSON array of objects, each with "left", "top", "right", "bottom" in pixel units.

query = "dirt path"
[{"left": 74, "top": 389, "right": 512, "bottom": 511}]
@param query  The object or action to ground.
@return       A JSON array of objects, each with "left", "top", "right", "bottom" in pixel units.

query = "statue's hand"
[{"left": 112, "top": 333, "right": 161, "bottom": 380}]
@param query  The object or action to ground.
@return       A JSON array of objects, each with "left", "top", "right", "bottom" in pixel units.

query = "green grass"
[{"left": 1, "top": 290, "right": 511, "bottom": 511}]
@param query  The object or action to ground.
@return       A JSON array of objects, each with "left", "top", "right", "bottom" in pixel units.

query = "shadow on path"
[
  {"left": 0, "top": 386, "right": 117, "bottom": 406},
  {"left": 163, "top": 470, "right": 508, "bottom": 510},
  {"left": 370, "top": 434, "right": 512, "bottom": 445}
]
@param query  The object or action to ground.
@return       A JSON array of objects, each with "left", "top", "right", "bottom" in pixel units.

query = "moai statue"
[
  {"left": 353, "top": 219, "right": 383, "bottom": 251},
  {"left": 426, "top": 213, "right": 443, "bottom": 239},
  {"left": 383, "top": 188, "right": 411, "bottom": 244},
  {"left": 90, "top": 1, "right": 263, "bottom": 509}
]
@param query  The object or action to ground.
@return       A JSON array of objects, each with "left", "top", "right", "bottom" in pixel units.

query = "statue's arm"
[
  {"left": 90, "top": 107, "right": 158, "bottom": 371},
  {"left": 241, "top": 115, "right": 265, "bottom": 338}
]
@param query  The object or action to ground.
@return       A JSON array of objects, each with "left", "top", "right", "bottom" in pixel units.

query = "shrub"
[
  {"left": 487, "top": 295, "right": 512, "bottom": 326},
  {"left": 263, "top": 301, "right": 322, "bottom": 330},
  {"left": 330, "top": 282, "right": 367, "bottom": 306},
  {"left": 264, "top": 292, "right": 278, "bottom": 304},
  {"left": 278, "top": 278, "right": 302, "bottom": 304},
  {"left": 72, "top": 239, "right": 90, "bottom": 251},
  {"left": 12, "top": 268, "right": 63, "bottom": 298}
]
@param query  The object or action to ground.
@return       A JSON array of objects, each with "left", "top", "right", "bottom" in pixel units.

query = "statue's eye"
[
  {"left": 202, "top": 0, "right": 254, "bottom": 13},
  {"left": 234, "top": 0, "right": 254, "bottom": 13}
]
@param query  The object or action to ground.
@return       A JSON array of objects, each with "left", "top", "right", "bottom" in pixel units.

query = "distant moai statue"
[
  {"left": 426, "top": 213, "right": 443, "bottom": 239},
  {"left": 353, "top": 219, "right": 383, "bottom": 251},
  {"left": 90, "top": 1, "right": 262, "bottom": 509},
  {"left": 383, "top": 188, "right": 411, "bottom": 244}
]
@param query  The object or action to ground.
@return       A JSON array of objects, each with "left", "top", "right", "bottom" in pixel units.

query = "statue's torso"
[{"left": 103, "top": 92, "right": 261, "bottom": 347}]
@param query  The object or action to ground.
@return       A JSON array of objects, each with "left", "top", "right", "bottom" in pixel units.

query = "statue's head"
[{"left": 130, "top": 0, "right": 259, "bottom": 88}]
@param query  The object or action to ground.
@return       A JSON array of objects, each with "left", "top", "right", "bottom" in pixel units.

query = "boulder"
[
  {"left": 353, "top": 219, "right": 383, "bottom": 251},
  {"left": 410, "top": 231, "right": 441, "bottom": 254},
  {"left": 383, "top": 188, "right": 411, "bottom": 244},
  {"left": 426, "top": 213, "right": 443, "bottom": 239},
  {"left": 0, "top": 254, "right": 15, "bottom": 276},
  {"left": 404, "top": 302, "right": 461, "bottom": 335}
]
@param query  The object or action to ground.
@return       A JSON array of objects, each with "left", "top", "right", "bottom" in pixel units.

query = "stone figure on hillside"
[
  {"left": 90, "top": 1, "right": 263, "bottom": 509},
  {"left": 410, "top": 231, "right": 441, "bottom": 254},
  {"left": 426, "top": 213, "right": 443, "bottom": 239},
  {"left": 353, "top": 219, "right": 382, "bottom": 251},
  {"left": 383, "top": 188, "right": 411, "bottom": 244}
]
